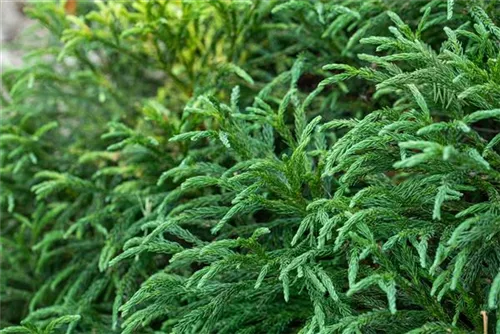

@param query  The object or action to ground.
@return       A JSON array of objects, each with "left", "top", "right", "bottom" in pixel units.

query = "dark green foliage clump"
[{"left": 1, "top": 0, "right": 500, "bottom": 333}]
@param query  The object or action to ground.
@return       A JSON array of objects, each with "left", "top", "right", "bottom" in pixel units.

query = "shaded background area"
[{"left": 1, "top": 1, "right": 32, "bottom": 70}]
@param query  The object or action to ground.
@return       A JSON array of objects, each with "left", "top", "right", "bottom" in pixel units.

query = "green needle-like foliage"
[{"left": 1, "top": 0, "right": 499, "bottom": 333}]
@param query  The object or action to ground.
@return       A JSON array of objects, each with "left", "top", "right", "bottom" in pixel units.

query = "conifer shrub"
[{"left": 1, "top": 0, "right": 499, "bottom": 333}]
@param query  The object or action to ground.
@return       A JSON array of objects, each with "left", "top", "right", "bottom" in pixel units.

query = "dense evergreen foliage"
[{"left": 1, "top": 0, "right": 499, "bottom": 333}]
